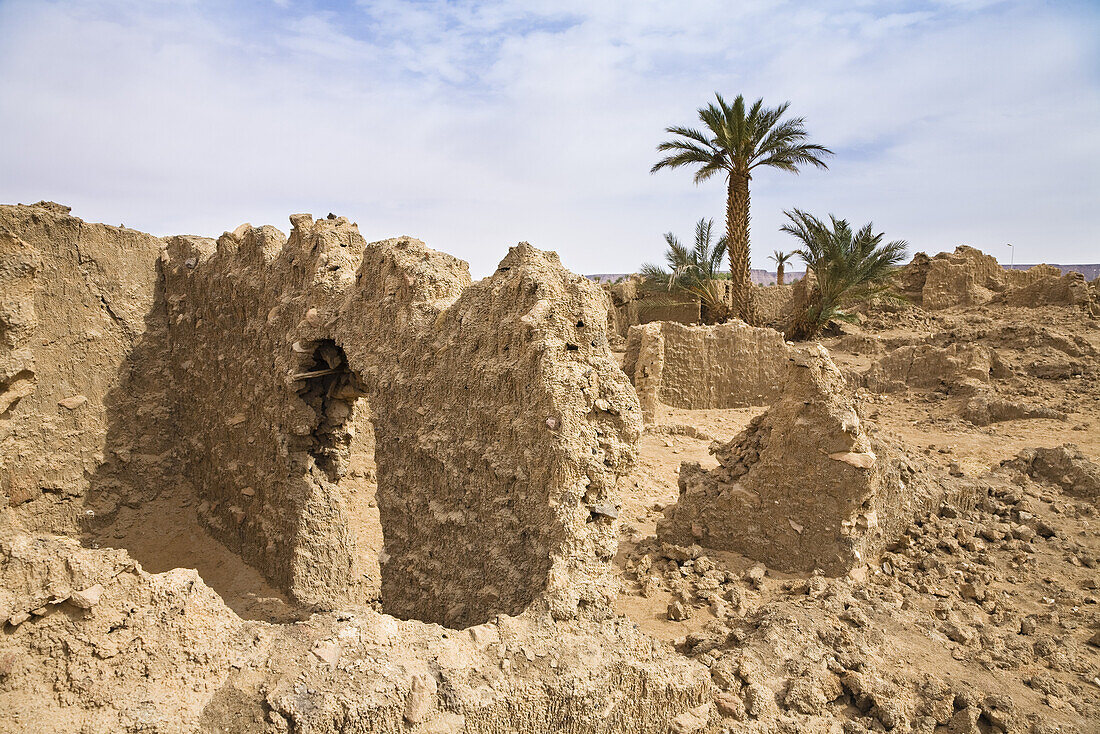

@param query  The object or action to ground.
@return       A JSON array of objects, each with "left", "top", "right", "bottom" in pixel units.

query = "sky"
[{"left": 1, "top": 0, "right": 1098, "bottom": 277}]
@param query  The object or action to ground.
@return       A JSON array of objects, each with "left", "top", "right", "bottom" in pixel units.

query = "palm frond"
[{"left": 781, "top": 209, "right": 908, "bottom": 339}]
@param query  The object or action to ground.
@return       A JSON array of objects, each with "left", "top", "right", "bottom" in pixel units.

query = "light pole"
[{"left": 1007, "top": 243, "right": 1013, "bottom": 267}]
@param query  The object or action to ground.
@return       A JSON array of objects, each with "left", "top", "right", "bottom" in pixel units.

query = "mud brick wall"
[
  {"left": 158, "top": 215, "right": 642, "bottom": 624},
  {"left": 623, "top": 321, "right": 791, "bottom": 422}
]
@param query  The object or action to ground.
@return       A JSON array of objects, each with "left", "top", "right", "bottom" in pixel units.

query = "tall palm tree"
[
  {"left": 651, "top": 94, "right": 832, "bottom": 325},
  {"left": 769, "top": 250, "right": 796, "bottom": 286},
  {"left": 640, "top": 218, "right": 729, "bottom": 324},
  {"left": 780, "top": 209, "right": 908, "bottom": 340}
]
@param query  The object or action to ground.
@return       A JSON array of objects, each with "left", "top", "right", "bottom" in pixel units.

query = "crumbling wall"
[
  {"left": 960, "top": 394, "right": 1066, "bottom": 426},
  {"left": 658, "top": 347, "right": 944, "bottom": 575},
  {"left": 861, "top": 343, "right": 995, "bottom": 394},
  {"left": 753, "top": 283, "right": 794, "bottom": 325},
  {"left": 920, "top": 246, "right": 1004, "bottom": 310},
  {"left": 623, "top": 321, "right": 790, "bottom": 422},
  {"left": 1005, "top": 444, "right": 1100, "bottom": 502},
  {"left": 1004, "top": 263, "right": 1061, "bottom": 288},
  {"left": 0, "top": 203, "right": 163, "bottom": 534},
  {"left": 605, "top": 277, "right": 700, "bottom": 345},
  {"left": 156, "top": 216, "right": 642, "bottom": 624},
  {"left": 155, "top": 221, "right": 368, "bottom": 609},
  {"left": 892, "top": 247, "right": 1094, "bottom": 314},
  {"left": 999, "top": 271, "right": 1098, "bottom": 314}
]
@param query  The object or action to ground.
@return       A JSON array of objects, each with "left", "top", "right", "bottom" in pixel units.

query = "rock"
[
  {"left": 784, "top": 678, "right": 829, "bottom": 715},
  {"left": 714, "top": 691, "right": 745, "bottom": 719},
  {"left": 744, "top": 683, "right": 779, "bottom": 719},
  {"left": 946, "top": 705, "right": 981, "bottom": 734},
  {"left": 68, "top": 583, "right": 104, "bottom": 609},
  {"left": 669, "top": 703, "right": 711, "bottom": 734},
  {"left": 745, "top": 564, "right": 767, "bottom": 587},
  {"left": 311, "top": 640, "right": 340, "bottom": 667},
  {"left": 667, "top": 600, "right": 691, "bottom": 621},
  {"left": 8, "top": 611, "right": 31, "bottom": 627},
  {"left": 404, "top": 674, "right": 437, "bottom": 724},
  {"left": 588, "top": 503, "right": 619, "bottom": 520},
  {"left": 58, "top": 395, "right": 87, "bottom": 410},
  {"left": 830, "top": 451, "right": 877, "bottom": 469}
]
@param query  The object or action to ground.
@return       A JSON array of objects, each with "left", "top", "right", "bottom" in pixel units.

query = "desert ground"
[{"left": 1, "top": 201, "right": 1097, "bottom": 733}]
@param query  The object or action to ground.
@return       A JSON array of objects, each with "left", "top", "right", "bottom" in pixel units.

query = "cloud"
[{"left": 0, "top": 0, "right": 1097, "bottom": 275}]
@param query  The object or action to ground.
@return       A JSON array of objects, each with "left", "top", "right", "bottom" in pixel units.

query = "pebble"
[
  {"left": 58, "top": 395, "right": 87, "bottom": 410},
  {"left": 69, "top": 584, "right": 103, "bottom": 609}
]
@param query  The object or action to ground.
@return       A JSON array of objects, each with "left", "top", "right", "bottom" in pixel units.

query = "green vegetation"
[
  {"left": 640, "top": 218, "right": 730, "bottom": 324},
  {"left": 651, "top": 94, "right": 832, "bottom": 325},
  {"left": 780, "top": 209, "right": 908, "bottom": 340}
]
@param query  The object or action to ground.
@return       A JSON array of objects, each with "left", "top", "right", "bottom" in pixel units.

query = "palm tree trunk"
[
  {"left": 726, "top": 173, "right": 758, "bottom": 325},
  {"left": 776, "top": 263, "right": 785, "bottom": 286}
]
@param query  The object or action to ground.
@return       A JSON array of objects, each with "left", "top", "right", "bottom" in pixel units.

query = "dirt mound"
[
  {"left": 657, "top": 346, "right": 948, "bottom": 575},
  {"left": 1006, "top": 444, "right": 1100, "bottom": 503},
  {"left": 0, "top": 527, "right": 714, "bottom": 734},
  {"left": 962, "top": 394, "right": 1067, "bottom": 426},
  {"left": 0, "top": 534, "right": 243, "bottom": 732}
]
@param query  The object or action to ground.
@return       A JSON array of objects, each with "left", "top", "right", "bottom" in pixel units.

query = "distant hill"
[{"left": 588, "top": 263, "right": 1099, "bottom": 285}]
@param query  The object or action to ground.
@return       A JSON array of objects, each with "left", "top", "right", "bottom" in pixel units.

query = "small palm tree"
[
  {"left": 640, "top": 218, "right": 729, "bottom": 324},
  {"left": 780, "top": 209, "right": 908, "bottom": 340},
  {"left": 769, "top": 250, "right": 796, "bottom": 286},
  {"left": 651, "top": 94, "right": 832, "bottom": 325}
]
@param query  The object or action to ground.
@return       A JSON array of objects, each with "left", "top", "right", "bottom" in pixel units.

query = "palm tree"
[
  {"left": 780, "top": 209, "right": 908, "bottom": 340},
  {"left": 770, "top": 250, "right": 796, "bottom": 286},
  {"left": 651, "top": 94, "right": 832, "bottom": 325},
  {"left": 640, "top": 218, "right": 730, "bottom": 324}
]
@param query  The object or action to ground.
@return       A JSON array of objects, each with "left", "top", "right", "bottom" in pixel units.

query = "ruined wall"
[
  {"left": 0, "top": 206, "right": 711, "bottom": 733},
  {"left": 605, "top": 277, "right": 700, "bottom": 345},
  {"left": 892, "top": 246, "right": 1094, "bottom": 314},
  {"left": 0, "top": 203, "right": 163, "bottom": 533},
  {"left": 861, "top": 343, "right": 994, "bottom": 394},
  {"left": 752, "top": 283, "right": 794, "bottom": 326},
  {"left": 999, "top": 271, "right": 1098, "bottom": 314},
  {"left": 623, "top": 321, "right": 791, "bottom": 422},
  {"left": 658, "top": 347, "right": 945, "bottom": 575},
  {"left": 155, "top": 221, "right": 368, "bottom": 609},
  {"left": 156, "top": 216, "right": 642, "bottom": 624},
  {"left": 920, "top": 246, "right": 1004, "bottom": 310},
  {"left": 1004, "top": 263, "right": 1061, "bottom": 288}
]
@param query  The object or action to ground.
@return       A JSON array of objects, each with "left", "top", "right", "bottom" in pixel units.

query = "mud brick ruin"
[
  {"left": 623, "top": 321, "right": 791, "bottom": 422},
  {"left": 2, "top": 202, "right": 1099, "bottom": 733}
]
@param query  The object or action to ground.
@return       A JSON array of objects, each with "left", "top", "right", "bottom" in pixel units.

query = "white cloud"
[{"left": 0, "top": 0, "right": 1097, "bottom": 276}]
